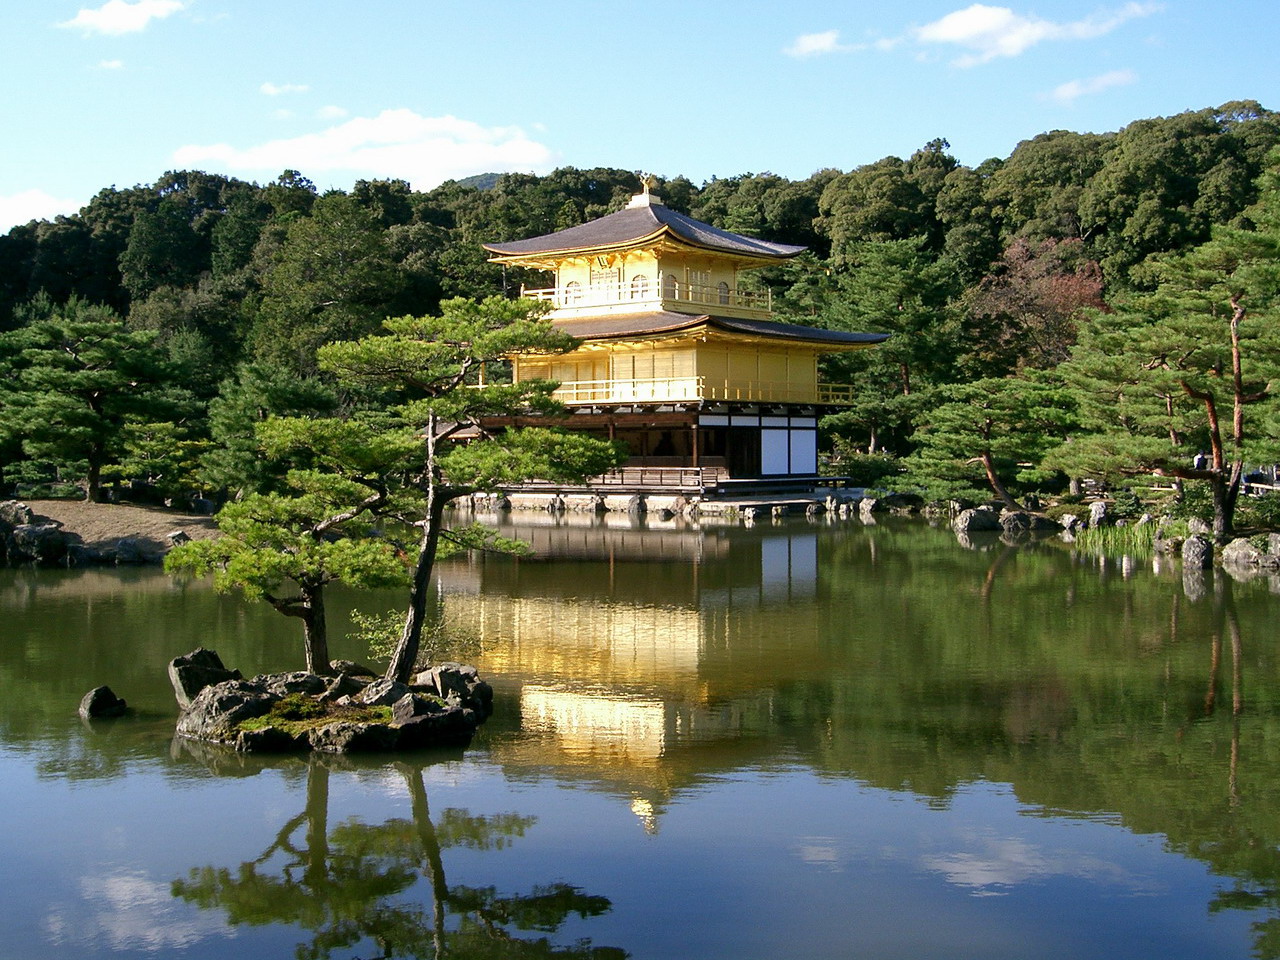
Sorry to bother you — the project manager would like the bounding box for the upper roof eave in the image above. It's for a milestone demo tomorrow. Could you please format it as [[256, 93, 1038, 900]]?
[[481, 202, 806, 264]]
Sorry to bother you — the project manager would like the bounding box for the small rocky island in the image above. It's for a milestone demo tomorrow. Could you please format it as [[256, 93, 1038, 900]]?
[[168, 649, 493, 753]]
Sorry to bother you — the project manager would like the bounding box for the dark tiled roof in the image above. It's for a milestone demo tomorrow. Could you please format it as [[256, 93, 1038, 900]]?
[[551, 311, 888, 348], [483, 203, 806, 260]]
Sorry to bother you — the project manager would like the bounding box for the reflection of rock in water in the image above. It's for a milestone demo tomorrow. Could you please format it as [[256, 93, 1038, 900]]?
[[1183, 567, 1211, 602], [954, 530, 1001, 551]]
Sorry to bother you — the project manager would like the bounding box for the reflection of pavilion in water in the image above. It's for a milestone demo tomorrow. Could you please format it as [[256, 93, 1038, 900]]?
[[436, 516, 823, 831]]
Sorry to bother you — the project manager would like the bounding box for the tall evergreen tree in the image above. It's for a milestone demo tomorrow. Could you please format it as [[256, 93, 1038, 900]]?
[[1051, 157, 1280, 539], [0, 297, 191, 502]]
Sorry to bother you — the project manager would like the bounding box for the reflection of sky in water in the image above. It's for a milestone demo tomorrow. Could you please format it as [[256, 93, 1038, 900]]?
[[3, 523, 1277, 960], [791, 783, 1165, 898], [44, 870, 235, 952], [0, 720, 1259, 960]]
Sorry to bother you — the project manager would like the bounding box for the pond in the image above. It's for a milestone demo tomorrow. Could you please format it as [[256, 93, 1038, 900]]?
[[2, 514, 1279, 959]]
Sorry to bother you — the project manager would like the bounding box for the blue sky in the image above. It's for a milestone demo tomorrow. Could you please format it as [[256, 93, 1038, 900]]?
[[2, 0, 1277, 232]]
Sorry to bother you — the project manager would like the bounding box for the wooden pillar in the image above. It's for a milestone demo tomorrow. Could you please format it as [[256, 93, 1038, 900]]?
[[691, 423, 700, 467]]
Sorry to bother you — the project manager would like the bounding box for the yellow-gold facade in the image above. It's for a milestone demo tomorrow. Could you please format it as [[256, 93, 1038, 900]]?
[[481, 178, 886, 480]]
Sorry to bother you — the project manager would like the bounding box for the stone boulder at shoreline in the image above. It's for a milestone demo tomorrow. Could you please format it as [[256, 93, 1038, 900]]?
[[952, 506, 1001, 536], [169, 649, 493, 754], [169, 648, 244, 710], [1182, 535, 1214, 569]]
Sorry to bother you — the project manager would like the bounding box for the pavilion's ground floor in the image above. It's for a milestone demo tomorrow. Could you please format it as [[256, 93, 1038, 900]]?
[[481, 403, 836, 494]]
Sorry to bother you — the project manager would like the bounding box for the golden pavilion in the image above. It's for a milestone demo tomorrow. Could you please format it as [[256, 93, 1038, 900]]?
[[482, 177, 887, 490]]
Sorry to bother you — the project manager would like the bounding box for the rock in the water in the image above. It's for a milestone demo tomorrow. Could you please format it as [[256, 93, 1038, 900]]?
[[321, 673, 369, 702], [1000, 511, 1032, 534], [263, 672, 329, 698], [414, 663, 494, 717], [173, 655, 493, 754], [396, 707, 477, 749], [391, 693, 440, 726], [9, 523, 69, 564], [169, 648, 243, 711], [356, 678, 413, 707], [175, 678, 275, 742], [79, 685, 128, 719], [114, 536, 158, 564], [0, 501, 34, 526], [952, 507, 1000, 535], [1182, 535, 1214, 569], [330, 659, 377, 678], [308, 721, 399, 754], [1222, 538, 1265, 567]]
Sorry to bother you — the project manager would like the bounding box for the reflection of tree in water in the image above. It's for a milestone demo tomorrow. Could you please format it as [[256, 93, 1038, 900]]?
[[1196, 576, 1280, 959], [172, 760, 626, 959]]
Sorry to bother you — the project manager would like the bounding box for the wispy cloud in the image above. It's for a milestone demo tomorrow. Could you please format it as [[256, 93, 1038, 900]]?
[[784, 30, 859, 58], [58, 0, 184, 36], [260, 82, 310, 97], [173, 108, 556, 190], [914, 2, 1160, 67], [1048, 68, 1137, 104], [98, 59, 125, 70], [0, 189, 83, 232], [317, 105, 349, 120]]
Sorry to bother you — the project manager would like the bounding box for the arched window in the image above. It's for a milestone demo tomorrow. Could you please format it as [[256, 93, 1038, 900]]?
[[661, 273, 678, 300], [631, 275, 650, 300], [717, 281, 730, 305], [564, 280, 583, 304]]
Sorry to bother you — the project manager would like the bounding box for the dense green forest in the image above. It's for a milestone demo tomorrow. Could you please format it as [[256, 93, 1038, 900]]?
[[2, 100, 1279, 538]]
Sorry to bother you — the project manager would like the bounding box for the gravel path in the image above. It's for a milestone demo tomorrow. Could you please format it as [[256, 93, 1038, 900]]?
[[22, 499, 219, 552]]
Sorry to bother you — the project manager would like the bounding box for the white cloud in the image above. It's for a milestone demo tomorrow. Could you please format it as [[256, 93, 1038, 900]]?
[[317, 105, 349, 120], [0, 189, 82, 232], [58, 0, 184, 36], [914, 2, 1159, 66], [784, 30, 858, 58], [173, 108, 556, 190], [261, 82, 310, 97], [1048, 68, 1137, 104], [98, 59, 125, 69]]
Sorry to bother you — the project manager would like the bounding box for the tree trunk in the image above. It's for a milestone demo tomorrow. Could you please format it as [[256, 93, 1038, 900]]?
[[980, 451, 1023, 510], [1210, 469, 1241, 544], [301, 583, 332, 676], [85, 460, 102, 503], [386, 486, 448, 684]]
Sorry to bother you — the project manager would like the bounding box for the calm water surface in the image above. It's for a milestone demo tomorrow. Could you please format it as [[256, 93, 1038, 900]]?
[[3, 515, 1279, 959]]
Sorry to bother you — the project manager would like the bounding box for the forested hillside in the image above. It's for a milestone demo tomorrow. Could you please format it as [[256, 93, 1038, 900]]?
[[2, 100, 1279, 537]]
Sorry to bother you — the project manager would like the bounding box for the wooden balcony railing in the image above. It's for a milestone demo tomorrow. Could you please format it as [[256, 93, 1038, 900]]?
[[521, 280, 771, 316], [538, 376, 855, 406]]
